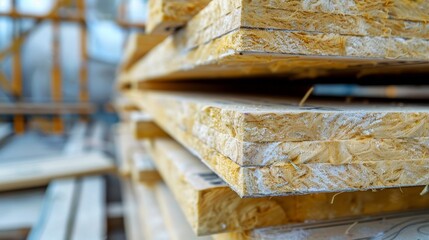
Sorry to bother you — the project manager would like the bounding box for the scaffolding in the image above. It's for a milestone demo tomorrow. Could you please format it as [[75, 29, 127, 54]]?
[[0, 0, 145, 134]]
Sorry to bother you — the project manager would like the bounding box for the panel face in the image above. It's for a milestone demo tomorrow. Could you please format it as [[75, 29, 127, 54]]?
[[146, 0, 211, 34], [134, 91, 429, 197], [144, 136, 429, 235], [122, 0, 429, 83]]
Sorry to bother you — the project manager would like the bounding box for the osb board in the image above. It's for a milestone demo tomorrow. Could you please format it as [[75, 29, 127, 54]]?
[[146, 0, 429, 34], [134, 183, 170, 240], [113, 97, 140, 121], [120, 33, 165, 72], [146, 137, 429, 235], [114, 123, 134, 177], [130, 143, 161, 183], [246, 0, 429, 22], [148, 0, 429, 32], [213, 210, 429, 240], [146, 0, 211, 34], [134, 92, 429, 197], [138, 91, 429, 165], [155, 183, 211, 240], [124, 0, 429, 82], [121, 180, 144, 240], [130, 118, 170, 140]]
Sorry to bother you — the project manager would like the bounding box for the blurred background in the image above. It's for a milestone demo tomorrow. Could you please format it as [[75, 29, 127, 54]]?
[[0, 1, 147, 239], [0, 0, 147, 121]]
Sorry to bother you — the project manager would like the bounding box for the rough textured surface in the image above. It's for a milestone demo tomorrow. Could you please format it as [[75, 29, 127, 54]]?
[[214, 211, 429, 240], [133, 91, 429, 197], [146, 0, 211, 34], [141, 91, 429, 142], [130, 143, 161, 183], [242, 6, 429, 39], [117, 34, 165, 90], [147, 138, 429, 235], [131, 119, 170, 140], [194, 123, 429, 166], [123, 0, 429, 82], [155, 183, 212, 240], [139, 92, 429, 166], [145, 138, 285, 235], [120, 33, 165, 72], [134, 183, 170, 240], [145, 0, 429, 35], [248, 0, 429, 21]]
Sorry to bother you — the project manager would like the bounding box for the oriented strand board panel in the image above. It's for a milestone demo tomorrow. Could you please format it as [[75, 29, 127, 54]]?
[[145, 138, 429, 235], [115, 123, 134, 177], [121, 180, 144, 240], [214, 210, 429, 240], [156, 183, 211, 240], [130, 144, 161, 183], [256, 0, 429, 21], [146, 0, 211, 34], [120, 33, 165, 72], [136, 91, 429, 197], [129, 113, 169, 139], [134, 183, 170, 240], [125, 0, 429, 82], [119, 34, 165, 89], [145, 0, 429, 34], [114, 97, 141, 121], [140, 91, 429, 165]]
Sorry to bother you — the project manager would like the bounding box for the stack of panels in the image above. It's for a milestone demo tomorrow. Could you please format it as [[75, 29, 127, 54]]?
[[116, 110, 429, 237], [125, 0, 429, 82], [146, 0, 211, 33], [117, 93, 429, 238], [131, 91, 429, 197], [117, 33, 165, 90], [114, 102, 208, 239], [144, 137, 429, 236], [116, 1, 429, 238], [213, 210, 429, 239]]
